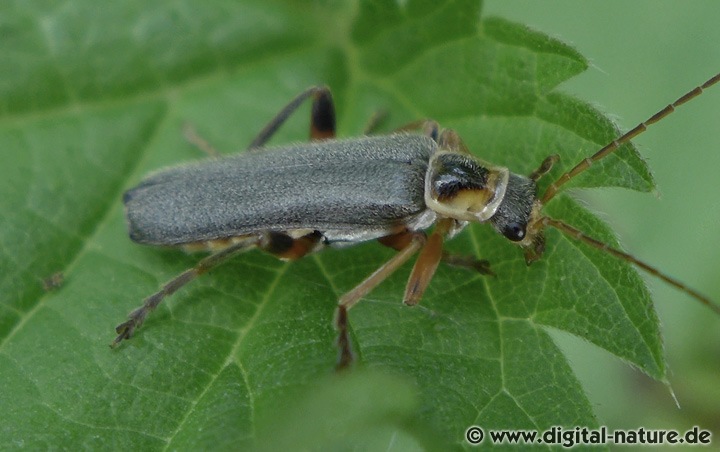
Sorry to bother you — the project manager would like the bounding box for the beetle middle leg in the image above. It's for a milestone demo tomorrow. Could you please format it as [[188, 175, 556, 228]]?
[[337, 219, 474, 369], [335, 231, 427, 370], [184, 85, 336, 158], [248, 85, 336, 149]]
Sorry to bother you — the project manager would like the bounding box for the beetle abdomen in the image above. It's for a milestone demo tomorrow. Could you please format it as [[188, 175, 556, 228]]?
[[124, 134, 435, 246]]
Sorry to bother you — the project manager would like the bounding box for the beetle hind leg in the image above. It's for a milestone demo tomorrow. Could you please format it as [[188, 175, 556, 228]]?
[[112, 237, 259, 347], [261, 230, 324, 260], [183, 122, 222, 158], [113, 231, 325, 347]]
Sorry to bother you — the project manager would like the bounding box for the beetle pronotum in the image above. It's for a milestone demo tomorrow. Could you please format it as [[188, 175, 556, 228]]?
[[114, 75, 720, 369]]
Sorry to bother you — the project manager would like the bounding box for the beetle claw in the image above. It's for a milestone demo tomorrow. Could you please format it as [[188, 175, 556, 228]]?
[[111, 321, 135, 347], [111, 309, 146, 347]]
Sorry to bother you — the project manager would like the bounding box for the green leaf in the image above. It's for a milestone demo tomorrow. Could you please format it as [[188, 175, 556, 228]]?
[[1, 0, 694, 449]]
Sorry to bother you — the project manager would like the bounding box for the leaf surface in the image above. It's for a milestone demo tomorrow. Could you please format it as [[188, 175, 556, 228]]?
[[0, 0, 665, 449]]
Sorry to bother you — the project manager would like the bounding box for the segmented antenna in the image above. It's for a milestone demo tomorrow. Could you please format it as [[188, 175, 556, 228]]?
[[542, 218, 720, 315], [542, 72, 720, 204], [536, 73, 720, 315]]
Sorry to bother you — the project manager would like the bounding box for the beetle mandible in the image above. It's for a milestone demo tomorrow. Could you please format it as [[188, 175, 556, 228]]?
[[113, 78, 720, 369]]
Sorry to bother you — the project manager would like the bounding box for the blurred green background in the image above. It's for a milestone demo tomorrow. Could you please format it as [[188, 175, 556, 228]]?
[[486, 0, 720, 434]]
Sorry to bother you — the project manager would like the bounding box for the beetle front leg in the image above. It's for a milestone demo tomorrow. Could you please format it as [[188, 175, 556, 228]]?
[[403, 219, 454, 306], [529, 154, 560, 182], [335, 232, 426, 370], [391, 119, 440, 142], [441, 252, 494, 276], [362, 109, 388, 135]]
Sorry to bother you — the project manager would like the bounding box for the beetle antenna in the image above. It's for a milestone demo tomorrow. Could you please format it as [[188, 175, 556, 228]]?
[[542, 217, 720, 315], [542, 72, 720, 204]]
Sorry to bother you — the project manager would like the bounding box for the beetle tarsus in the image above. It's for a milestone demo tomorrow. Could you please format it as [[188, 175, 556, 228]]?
[[112, 321, 135, 347], [334, 305, 354, 371], [529, 154, 560, 182], [111, 307, 147, 347], [441, 252, 495, 276]]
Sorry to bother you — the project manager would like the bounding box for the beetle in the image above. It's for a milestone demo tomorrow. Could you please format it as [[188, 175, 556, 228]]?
[[113, 79, 720, 369]]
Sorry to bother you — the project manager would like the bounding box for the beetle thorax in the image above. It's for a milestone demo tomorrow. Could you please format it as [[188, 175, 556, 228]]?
[[424, 151, 509, 223], [425, 150, 542, 251]]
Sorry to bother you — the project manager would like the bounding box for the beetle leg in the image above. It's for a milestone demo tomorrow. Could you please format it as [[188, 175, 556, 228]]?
[[403, 219, 455, 306], [183, 87, 337, 155], [441, 252, 494, 276], [112, 237, 259, 347], [248, 86, 336, 149], [309, 88, 336, 141], [261, 231, 323, 260], [391, 119, 440, 142], [391, 121, 474, 156], [380, 230, 494, 276], [335, 232, 426, 370], [362, 109, 389, 135], [377, 229, 414, 251], [529, 154, 560, 182], [436, 129, 471, 154], [182, 122, 222, 158]]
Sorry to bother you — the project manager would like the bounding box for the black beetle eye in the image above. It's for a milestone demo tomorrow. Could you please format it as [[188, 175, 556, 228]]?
[[503, 222, 526, 242]]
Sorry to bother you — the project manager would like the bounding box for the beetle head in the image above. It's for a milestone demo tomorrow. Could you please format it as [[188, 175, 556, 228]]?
[[486, 173, 547, 264]]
